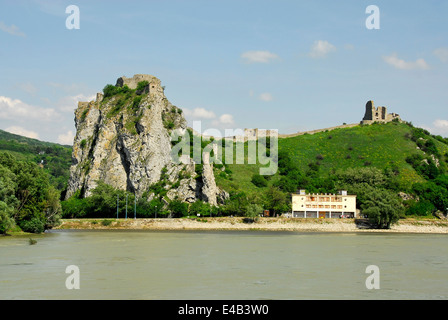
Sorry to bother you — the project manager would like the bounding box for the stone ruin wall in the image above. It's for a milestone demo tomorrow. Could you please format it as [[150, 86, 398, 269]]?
[[361, 100, 401, 125]]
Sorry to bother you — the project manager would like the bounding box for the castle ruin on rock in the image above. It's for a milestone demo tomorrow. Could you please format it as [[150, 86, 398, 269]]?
[[66, 74, 228, 206]]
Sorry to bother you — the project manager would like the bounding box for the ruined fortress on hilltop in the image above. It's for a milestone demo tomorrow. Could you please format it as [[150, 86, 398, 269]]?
[[360, 100, 401, 125], [225, 100, 402, 140]]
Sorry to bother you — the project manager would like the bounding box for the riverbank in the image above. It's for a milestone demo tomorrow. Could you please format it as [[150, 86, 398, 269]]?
[[54, 217, 448, 234]]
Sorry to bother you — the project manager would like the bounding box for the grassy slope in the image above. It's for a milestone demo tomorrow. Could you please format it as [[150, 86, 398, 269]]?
[[2, 121, 447, 198], [215, 122, 448, 195]]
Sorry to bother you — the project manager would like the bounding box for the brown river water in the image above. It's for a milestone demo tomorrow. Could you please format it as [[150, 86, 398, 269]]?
[[0, 230, 447, 299]]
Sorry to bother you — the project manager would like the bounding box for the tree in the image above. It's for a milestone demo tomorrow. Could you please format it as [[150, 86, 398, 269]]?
[[244, 203, 263, 222], [406, 200, 435, 217], [263, 186, 290, 216], [336, 167, 385, 187], [168, 199, 188, 218], [361, 188, 403, 229], [0, 201, 15, 234], [44, 186, 62, 229], [412, 181, 448, 212], [0, 152, 62, 233], [222, 191, 249, 216]]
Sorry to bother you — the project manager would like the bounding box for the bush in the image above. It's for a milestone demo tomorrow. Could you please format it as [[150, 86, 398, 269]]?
[[103, 84, 119, 98], [81, 109, 89, 121], [244, 203, 263, 222], [189, 200, 218, 217], [101, 219, 113, 226], [19, 218, 45, 234], [251, 174, 267, 187], [132, 96, 142, 110], [164, 120, 175, 130], [136, 81, 149, 93], [169, 200, 188, 218], [406, 200, 435, 217]]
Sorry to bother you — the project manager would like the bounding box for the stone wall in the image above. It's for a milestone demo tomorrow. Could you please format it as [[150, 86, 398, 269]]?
[[277, 123, 359, 139], [115, 74, 162, 96]]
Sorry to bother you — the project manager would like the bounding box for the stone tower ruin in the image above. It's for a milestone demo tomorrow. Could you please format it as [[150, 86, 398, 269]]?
[[361, 100, 401, 125]]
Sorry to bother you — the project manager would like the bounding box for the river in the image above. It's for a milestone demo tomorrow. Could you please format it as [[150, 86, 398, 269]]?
[[0, 230, 447, 299]]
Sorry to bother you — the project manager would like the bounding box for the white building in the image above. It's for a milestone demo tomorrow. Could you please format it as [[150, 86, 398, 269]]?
[[291, 190, 357, 218]]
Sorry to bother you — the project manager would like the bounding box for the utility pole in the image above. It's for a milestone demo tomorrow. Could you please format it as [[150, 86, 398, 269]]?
[[134, 193, 136, 220], [117, 194, 119, 219]]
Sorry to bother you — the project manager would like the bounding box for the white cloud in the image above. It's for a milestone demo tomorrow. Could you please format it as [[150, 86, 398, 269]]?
[[241, 51, 279, 63], [0, 96, 60, 121], [309, 40, 336, 58], [57, 130, 74, 145], [183, 107, 216, 119], [0, 21, 25, 37], [211, 113, 236, 130], [5, 126, 39, 139], [383, 53, 429, 70], [259, 93, 273, 102], [58, 93, 96, 112], [432, 119, 448, 136], [434, 119, 448, 129], [434, 48, 448, 63], [422, 119, 448, 137], [218, 114, 234, 125]]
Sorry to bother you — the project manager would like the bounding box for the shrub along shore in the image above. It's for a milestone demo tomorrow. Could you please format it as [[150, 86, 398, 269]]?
[[54, 217, 448, 234]]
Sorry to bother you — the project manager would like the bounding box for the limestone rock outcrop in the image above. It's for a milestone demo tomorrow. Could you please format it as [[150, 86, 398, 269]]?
[[66, 74, 228, 205]]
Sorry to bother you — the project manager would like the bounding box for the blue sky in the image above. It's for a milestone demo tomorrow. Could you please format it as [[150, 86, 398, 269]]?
[[1, 0, 447, 144]]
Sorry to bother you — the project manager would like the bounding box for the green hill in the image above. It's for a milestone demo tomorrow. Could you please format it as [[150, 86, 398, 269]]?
[[215, 121, 448, 219], [0, 129, 72, 191], [2, 119, 447, 222]]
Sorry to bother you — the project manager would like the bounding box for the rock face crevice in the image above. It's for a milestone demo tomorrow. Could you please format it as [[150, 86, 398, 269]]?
[[66, 74, 228, 205]]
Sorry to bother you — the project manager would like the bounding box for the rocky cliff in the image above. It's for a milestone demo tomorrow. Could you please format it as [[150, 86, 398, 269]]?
[[66, 74, 228, 206]]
